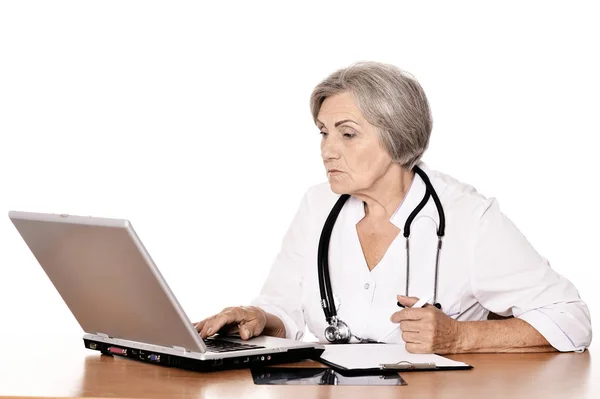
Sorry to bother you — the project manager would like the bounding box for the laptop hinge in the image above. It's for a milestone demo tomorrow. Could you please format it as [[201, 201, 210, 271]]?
[[172, 346, 187, 354], [96, 333, 110, 338]]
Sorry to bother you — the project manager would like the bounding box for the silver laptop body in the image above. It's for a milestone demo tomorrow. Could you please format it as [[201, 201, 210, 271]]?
[[8, 211, 324, 371]]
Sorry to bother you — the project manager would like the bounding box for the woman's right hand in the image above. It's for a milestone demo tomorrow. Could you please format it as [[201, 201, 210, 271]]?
[[194, 306, 269, 340]]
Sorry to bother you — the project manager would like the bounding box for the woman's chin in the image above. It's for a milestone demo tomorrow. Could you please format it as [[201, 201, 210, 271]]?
[[327, 180, 349, 195]]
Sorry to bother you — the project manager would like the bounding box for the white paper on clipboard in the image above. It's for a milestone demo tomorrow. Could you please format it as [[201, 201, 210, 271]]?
[[320, 344, 470, 370]]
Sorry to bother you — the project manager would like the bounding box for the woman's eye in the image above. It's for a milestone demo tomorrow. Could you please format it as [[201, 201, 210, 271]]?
[[319, 131, 328, 137], [343, 132, 355, 139]]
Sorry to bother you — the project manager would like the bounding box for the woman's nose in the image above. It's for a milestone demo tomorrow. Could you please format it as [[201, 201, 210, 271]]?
[[321, 136, 340, 160]]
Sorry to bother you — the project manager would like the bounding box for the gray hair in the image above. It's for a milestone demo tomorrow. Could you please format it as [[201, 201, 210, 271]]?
[[310, 61, 432, 170]]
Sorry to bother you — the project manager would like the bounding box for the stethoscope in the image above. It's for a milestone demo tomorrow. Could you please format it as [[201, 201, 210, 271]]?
[[317, 165, 446, 343]]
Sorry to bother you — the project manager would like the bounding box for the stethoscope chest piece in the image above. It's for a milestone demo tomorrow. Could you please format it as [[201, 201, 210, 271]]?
[[324, 316, 351, 343]]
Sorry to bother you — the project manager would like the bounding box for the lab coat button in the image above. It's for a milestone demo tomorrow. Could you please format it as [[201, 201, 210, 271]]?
[[364, 283, 370, 290]]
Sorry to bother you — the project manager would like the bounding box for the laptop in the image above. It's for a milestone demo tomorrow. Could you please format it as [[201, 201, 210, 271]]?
[[8, 211, 325, 372]]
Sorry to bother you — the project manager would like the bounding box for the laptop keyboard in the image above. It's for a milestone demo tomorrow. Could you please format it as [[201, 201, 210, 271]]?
[[204, 338, 265, 353]]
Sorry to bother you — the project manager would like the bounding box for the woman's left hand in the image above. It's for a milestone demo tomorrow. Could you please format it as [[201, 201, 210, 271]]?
[[391, 295, 463, 354]]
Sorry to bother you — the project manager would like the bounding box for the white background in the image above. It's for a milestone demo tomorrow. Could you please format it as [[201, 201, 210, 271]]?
[[0, 1, 598, 349]]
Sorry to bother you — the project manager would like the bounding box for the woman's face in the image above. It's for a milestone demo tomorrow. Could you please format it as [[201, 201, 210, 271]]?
[[317, 91, 393, 195]]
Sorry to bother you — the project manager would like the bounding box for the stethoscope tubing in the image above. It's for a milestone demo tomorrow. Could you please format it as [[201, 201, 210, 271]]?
[[318, 165, 446, 335]]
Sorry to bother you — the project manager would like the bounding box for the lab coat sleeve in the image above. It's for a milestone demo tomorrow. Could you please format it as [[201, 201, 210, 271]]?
[[249, 191, 311, 341], [470, 198, 592, 352]]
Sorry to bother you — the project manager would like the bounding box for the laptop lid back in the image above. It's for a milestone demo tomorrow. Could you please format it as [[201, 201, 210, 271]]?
[[9, 211, 204, 352]]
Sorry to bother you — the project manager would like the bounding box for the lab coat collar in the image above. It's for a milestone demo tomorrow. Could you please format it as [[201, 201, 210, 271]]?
[[348, 161, 445, 231]]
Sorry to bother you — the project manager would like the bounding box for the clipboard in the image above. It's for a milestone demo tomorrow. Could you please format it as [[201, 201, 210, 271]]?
[[315, 344, 473, 376], [379, 360, 472, 371], [317, 357, 472, 376]]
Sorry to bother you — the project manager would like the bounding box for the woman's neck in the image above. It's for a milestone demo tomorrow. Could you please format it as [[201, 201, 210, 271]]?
[[355, 163, 414, 221]]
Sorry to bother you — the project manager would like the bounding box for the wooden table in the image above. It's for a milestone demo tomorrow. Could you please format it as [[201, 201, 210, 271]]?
[[1, 332, 597, 399]]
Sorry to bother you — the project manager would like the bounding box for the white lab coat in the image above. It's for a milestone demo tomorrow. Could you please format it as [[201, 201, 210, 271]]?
[[250, 162, 592, 352]]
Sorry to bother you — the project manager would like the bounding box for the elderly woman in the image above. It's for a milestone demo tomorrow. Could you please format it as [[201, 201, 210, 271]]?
[[195, 61, 592, 354]]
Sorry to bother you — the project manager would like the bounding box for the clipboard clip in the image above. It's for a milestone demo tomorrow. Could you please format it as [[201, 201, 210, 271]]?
[[379, 361, 437, 370]]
